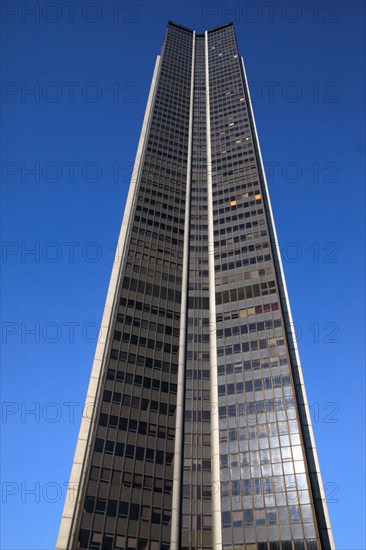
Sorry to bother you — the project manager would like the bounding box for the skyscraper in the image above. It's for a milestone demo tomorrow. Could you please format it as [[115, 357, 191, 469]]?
[[57, 21, 334, 550]]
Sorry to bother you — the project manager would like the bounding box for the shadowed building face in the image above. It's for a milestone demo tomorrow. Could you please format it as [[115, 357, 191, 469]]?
[[56, 21, 334, 550]]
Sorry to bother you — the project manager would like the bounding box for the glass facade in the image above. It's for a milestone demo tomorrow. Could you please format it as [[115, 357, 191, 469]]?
[[207, 25, 320, 550], [57, 22, 334, 550]]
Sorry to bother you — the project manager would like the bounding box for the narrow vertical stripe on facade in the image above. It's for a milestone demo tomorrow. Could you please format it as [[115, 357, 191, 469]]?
[[205, 29, 223, 550], [170, 30, 196, 550]]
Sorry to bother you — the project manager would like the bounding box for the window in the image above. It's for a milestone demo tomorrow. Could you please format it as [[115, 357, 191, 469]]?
[[222, 511, 231, 527], [95, 498, 106, 514], [106, 500, 117, 517], [152, 508, 161, 523], [118, 502, 128, 517], [129, 503, 140, 521], [84, 496, 94, 513]]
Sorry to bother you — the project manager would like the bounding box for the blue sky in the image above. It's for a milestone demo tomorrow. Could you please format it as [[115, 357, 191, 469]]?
[[1, 1, 365, 548]]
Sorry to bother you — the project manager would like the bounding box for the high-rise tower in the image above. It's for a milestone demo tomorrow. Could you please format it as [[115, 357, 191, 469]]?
[[57, 21, 334, 550]]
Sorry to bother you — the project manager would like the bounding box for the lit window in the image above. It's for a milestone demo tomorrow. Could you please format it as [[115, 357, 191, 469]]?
[[255, 193, 261, 200], [230, 200, 237, 206]]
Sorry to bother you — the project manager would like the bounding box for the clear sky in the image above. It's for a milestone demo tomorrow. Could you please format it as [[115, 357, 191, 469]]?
[[1, 1, 365, 548]]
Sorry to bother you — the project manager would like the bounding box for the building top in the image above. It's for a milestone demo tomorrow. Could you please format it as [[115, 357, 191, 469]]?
[[167, 20, 234, 35]]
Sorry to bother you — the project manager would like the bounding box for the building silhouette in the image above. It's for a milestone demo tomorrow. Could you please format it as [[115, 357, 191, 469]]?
[[57, 21, 334, 550]]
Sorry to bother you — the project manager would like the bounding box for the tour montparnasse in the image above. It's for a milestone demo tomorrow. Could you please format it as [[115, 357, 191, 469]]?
[[57, 21, 334, 550]]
